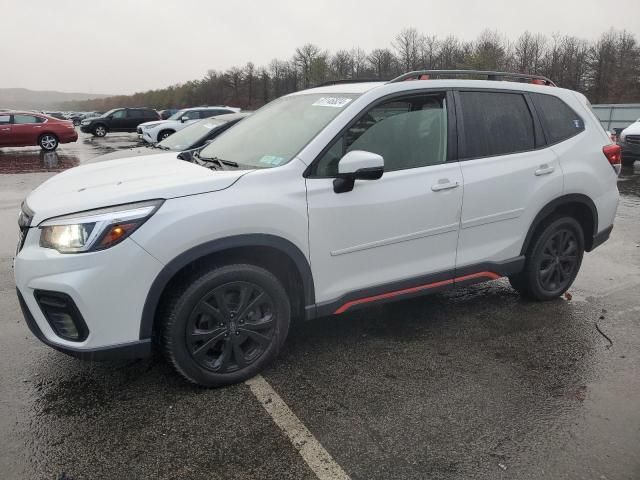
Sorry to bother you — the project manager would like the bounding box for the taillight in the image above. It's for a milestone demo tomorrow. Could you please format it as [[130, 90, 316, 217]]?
[[603, 144, 622, 175]]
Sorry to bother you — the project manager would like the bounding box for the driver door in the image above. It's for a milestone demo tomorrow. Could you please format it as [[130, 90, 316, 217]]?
[[305, 92, 463, 312], [109, 109, 128, 131]]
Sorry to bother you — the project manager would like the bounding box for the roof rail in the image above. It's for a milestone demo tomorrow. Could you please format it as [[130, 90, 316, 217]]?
[[388, 70, 556, 87], [315, 79, 386, 88]]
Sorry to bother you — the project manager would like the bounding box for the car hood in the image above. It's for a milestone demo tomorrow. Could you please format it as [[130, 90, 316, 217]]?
[[622, 122, 640, 136], [26, 153, 252, 224], [139, 120, 166, 129], [86, 147, 173, 163]]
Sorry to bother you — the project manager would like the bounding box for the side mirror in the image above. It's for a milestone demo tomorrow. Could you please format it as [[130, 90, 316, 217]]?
[[180, 116, 189, 123], [333, 150, 384, 193]]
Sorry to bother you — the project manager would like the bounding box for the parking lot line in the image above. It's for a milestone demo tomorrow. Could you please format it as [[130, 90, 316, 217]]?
[[246, 375, 351, 480]]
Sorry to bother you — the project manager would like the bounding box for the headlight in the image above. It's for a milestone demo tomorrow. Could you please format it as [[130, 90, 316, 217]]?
[[39, 200, 163, 253], [620, 133, 626, 142], [81, 120, 90, 125]]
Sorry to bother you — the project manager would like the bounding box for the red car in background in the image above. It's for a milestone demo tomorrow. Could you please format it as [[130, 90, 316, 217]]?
[[0, 111, 78, 151]]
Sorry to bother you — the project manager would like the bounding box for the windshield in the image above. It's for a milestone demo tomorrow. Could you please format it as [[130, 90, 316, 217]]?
[[198, 93, 358, 168], [168, 109, 188, 121], [159, 117, 228, 151]]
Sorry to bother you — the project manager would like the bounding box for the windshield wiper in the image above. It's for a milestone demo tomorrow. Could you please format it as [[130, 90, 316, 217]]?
[[197, 156, 239, 170]]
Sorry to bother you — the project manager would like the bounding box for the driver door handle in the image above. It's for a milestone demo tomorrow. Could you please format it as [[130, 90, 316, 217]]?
[[535, 164, 555, 176], [431, 180, 460, 192]]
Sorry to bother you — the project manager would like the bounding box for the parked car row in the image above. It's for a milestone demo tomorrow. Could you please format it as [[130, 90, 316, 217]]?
[[89, 112, 250, 163], [137, 106, 240, 143]]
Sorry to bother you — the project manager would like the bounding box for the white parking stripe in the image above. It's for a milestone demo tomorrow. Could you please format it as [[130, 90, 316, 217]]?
[[246, 374, 351, 480]]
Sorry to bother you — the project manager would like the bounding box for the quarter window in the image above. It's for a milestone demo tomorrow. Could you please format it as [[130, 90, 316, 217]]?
[[314, 94, 448, 176], [13, 114, 40, 124], [458, 91, 535, 159], [531, 93, 584, 144]]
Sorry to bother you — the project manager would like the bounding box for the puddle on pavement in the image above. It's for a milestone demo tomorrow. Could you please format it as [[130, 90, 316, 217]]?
[[0, 132, 143, 174]]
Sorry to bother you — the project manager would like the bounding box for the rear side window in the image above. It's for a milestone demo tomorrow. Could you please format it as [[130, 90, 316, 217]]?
[[531, 93, 584, 144], [13, 114, 40, 124], [458, 91, 535, 159]]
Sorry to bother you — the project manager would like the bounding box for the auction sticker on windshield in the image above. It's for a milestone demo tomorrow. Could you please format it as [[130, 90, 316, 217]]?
[[312, 97, 352, 108]]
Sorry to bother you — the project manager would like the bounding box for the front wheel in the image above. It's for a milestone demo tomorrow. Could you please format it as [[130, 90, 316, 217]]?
[[39, 134, 58, 151], [509, 216, 584, 301], [93, 125, 107, 137], [161, 264, 290, 387], [158, 130, 174, 141]]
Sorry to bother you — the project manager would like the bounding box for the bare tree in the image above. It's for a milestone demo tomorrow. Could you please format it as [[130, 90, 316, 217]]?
[[393, 28, 422, 71], [368, 48, 397, 79]]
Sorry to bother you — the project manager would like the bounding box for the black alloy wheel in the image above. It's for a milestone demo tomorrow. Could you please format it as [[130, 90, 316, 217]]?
[[161, 264, 290, 387], [536, 228, 579, 293], [186, 281, 276, 373], [509, 215, 584, 301]]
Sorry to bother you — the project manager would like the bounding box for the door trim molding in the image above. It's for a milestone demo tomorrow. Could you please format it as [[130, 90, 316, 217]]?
[[330, 222, 459, 256]]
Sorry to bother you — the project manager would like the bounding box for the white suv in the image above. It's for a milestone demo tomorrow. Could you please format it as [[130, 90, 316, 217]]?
[[137, 106, 240, 143], [14, 71, 620, 387]]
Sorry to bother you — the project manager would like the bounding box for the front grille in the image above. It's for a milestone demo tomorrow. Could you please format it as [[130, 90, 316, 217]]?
[[34, 290, 89, 342], [626, 135, 640, 145]]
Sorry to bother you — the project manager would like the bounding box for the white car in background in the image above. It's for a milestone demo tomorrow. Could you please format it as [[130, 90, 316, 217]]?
[[137, 106, 240, 143]]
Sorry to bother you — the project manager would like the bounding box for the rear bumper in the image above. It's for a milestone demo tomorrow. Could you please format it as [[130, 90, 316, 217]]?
[[17, 288, 152, 360], [60, 131, 78, 143], [590, 225, 613, 251]]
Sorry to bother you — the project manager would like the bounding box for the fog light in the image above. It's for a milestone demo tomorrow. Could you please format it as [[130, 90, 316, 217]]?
[[34, 290, 88, 342]]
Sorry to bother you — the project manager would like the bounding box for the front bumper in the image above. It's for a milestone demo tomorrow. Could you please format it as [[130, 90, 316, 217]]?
[[141, 130, 156, 144], [17, 289, 152, 360], [80, 125, 93, 133], [619, 140, 640, 156], [14, 227, 164, 358]]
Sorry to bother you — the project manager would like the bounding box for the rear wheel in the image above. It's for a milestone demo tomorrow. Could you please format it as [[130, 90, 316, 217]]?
[[509, 216, 584, 301], [39, 134, 58, 151], [93, 124, 107, 137], [161, 264, 290, 387]]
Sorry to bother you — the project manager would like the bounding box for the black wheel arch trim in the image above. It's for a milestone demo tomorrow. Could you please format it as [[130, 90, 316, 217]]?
[[139, 234, 315, 340], [520, 194, 599, 255]]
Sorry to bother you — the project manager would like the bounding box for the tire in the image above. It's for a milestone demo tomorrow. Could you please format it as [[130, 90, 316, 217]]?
[[73, 119, 80, 126], [509, 215, 584, 301], [93, 124, 107, 137], [161, 264, 290, 387], [158, 130, 174, 142], [39, 133, 58, 151]]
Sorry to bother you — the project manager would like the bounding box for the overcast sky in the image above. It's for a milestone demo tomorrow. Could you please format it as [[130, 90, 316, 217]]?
[[1, 0, 638, 95]]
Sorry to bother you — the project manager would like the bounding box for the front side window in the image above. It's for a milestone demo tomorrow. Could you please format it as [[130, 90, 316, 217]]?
[[0, 115, 11, 124], [111, 109, 127, 119], [531, 93, 584, 144], [199, 93, 359, 168], [313, 94, 448, 176], [458, 91, 535, 159], [13, 114, 40, 124]]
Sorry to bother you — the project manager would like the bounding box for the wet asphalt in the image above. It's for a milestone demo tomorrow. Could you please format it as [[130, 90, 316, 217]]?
[[0, 133, 639, 480]]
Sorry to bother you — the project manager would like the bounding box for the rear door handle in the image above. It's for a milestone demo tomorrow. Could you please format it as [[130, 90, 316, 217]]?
[[431, 180, 460, 192], [535, 165, 555, 176]]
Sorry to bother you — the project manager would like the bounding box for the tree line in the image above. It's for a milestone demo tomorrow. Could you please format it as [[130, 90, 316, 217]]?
[[61, 28, 640, 111]]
